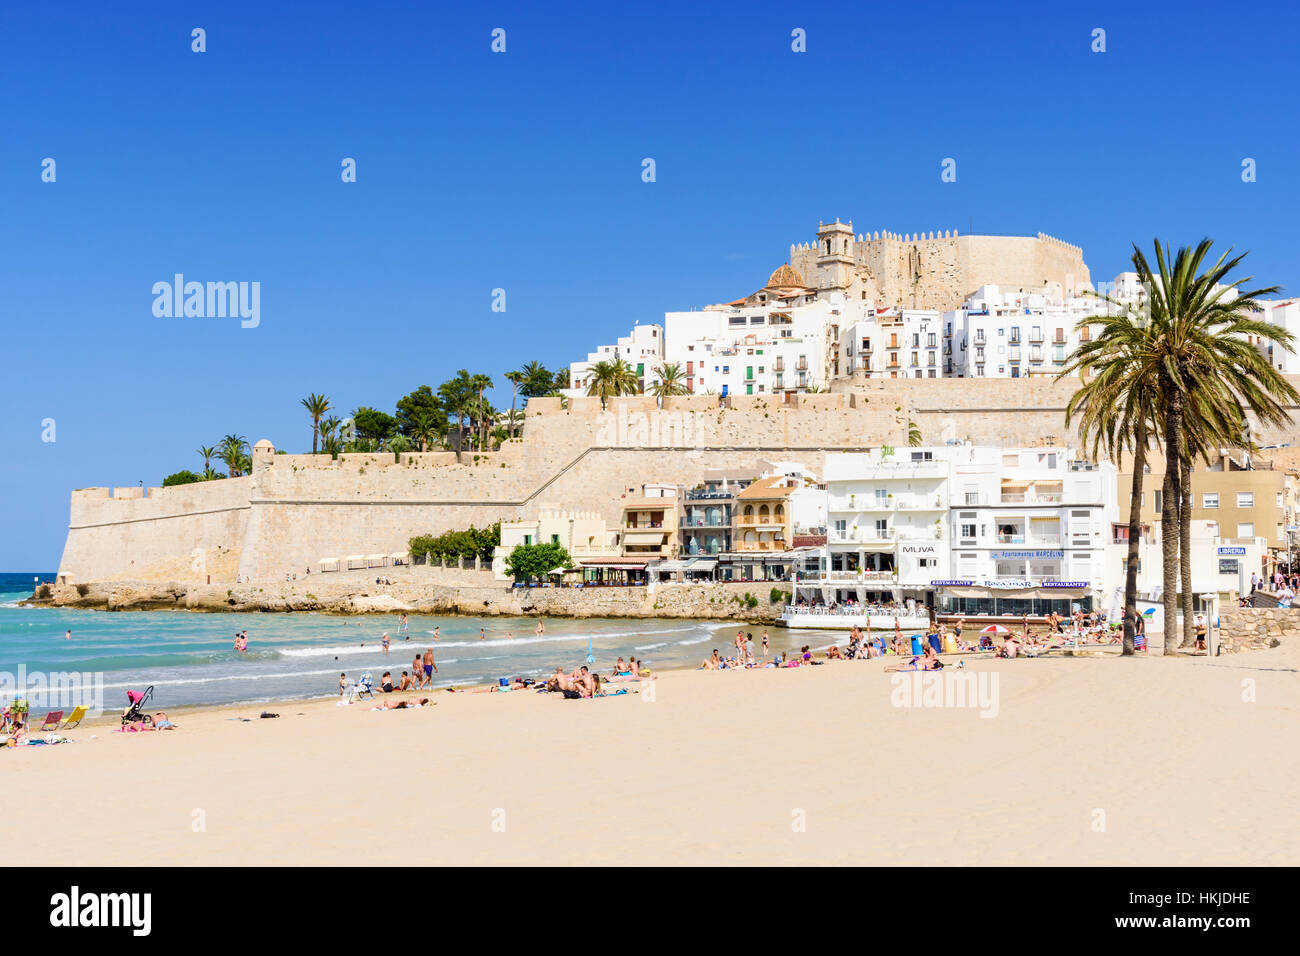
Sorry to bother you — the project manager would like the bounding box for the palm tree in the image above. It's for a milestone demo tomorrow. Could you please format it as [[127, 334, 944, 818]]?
[[907, 420, 922, 447], [320, 415, 341, 444], [1062, 302, 1160, 656], [470, 373, 493, 449], [409, 408, 439, 452], [650, 362, 690, 402], [196, 445, 217, 473], [505, 370, 525, 435], [300, 393, 331, 454], [439, 370, 475, 461], [216, 434, 249, 478], [1132, 239, 1296, 649]]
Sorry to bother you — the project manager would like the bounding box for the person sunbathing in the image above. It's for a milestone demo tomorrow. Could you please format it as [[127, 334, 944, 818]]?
[[884, 655, 943, 671], [373, 697, 431, 709], [153, 712, 177, 729], [700, 650, 721, 670]]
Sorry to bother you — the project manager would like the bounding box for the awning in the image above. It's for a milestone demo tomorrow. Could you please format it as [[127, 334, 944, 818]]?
[[582, 562, 647, 570], [653, 560, 690, 571], [623, 531, 667, 545], [687, 558, 719, 571], [941, 585, 1090, 600]]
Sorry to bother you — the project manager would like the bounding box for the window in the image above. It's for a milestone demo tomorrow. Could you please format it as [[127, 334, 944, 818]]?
[[551, 534, 560, 544], [960, 523, 977, 541], [1237, 523, 1254, 538], [729, 316, 746, 326], [1155, 490, 1163, 512], [927, 333, 936, 347], [1202, 493, 1219, 509], [1237, 492, 1254, 508]]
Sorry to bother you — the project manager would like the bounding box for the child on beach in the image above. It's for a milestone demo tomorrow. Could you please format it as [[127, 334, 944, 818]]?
[[381, 632, 390, 655], [339, 673, 347, 696]]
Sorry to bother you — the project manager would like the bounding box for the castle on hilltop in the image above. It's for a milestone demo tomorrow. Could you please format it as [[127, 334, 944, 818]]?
[[787, 219, 1090, 312]]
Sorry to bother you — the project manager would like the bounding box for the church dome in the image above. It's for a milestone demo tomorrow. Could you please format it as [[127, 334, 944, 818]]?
[[766, 263, 805, 288]]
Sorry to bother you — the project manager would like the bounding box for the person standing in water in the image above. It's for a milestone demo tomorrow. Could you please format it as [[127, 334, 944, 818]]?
[[64, 629, 71, 641], [381, 632, 390, 655], [480, 627, 486, 640], [536, 619, 545, 635], [761, 630, 769, 657], [399, 613, 409, 638], [433, 625, 440, 641]]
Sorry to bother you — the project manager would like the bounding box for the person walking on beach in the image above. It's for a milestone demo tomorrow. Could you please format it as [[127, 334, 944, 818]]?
[[423, 647, 437, 682], [1194, 611, 1208, 654], [414, 654, 425, 688]]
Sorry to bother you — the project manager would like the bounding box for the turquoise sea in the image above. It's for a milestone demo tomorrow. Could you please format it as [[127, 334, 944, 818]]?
[[0, 573, 823, 713]]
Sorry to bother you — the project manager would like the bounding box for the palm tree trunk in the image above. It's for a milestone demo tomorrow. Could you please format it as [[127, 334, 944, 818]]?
[[1123, 424, 1146, 656], [312, 418, 319, 455], [1179, 448, 1195, 648], [509, 384, 519, 437], [1160, 393, 1183, 654]]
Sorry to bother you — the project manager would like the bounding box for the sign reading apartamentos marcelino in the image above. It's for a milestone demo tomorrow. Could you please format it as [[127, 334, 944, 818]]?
[[989, 549, 1065, 559]]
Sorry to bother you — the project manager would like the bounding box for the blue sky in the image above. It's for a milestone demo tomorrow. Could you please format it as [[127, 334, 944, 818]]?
[[3, 0, 1298, 570]]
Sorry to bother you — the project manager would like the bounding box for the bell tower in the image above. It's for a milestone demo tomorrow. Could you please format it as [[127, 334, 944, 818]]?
[[815, 219, 856, 291]]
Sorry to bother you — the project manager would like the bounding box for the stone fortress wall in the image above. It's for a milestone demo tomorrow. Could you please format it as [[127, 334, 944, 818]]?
[[789, 229, 1090, 310], [55, 380, 1300, 586]]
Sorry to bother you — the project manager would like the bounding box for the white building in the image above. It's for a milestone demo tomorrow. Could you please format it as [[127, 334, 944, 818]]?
[[940, 446, 1119, 616], [1256, 298, 1300, 374], [819, 447, 954, 605], [1104, 521, 1268, 626], [663, 292, 844, 396], [565, 323, 664, 398], [841, 308, 946, 379]]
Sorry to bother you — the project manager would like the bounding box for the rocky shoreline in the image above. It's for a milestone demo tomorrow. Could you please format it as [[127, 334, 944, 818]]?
[[23, 578, 788, 623]]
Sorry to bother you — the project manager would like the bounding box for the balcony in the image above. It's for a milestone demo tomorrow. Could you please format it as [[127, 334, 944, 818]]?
[[681, 515, 730, 528], [997, 533, 1026, 544], [999, 493, 1063, 505], [736, 515, 785, 528], [821, 569, 895, 583]]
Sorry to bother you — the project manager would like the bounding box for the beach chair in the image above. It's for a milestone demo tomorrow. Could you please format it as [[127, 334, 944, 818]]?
[[61, 705, 88, 729], [39, 710, 64, 732], [350, 673, 374, 701]]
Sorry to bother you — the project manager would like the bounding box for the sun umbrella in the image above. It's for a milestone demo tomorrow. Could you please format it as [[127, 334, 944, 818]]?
[[981, 624, 1010, 634]]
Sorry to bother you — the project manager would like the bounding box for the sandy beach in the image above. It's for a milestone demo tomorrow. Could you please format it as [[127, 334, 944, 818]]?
[[8, 642, 1298, 866]]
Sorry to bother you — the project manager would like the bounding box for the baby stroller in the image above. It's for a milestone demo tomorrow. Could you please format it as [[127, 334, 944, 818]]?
[[122, 686, 154, 726]]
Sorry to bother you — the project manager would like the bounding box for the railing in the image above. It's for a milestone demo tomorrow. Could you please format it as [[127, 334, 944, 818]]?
[[681, 516, 729, 527], [997, 533, 1025, 544], [999, 493, 1063, 505], [1032, 534, 1062, 545], [737, 515, 785, 527], [822, 569, 896, 582]]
